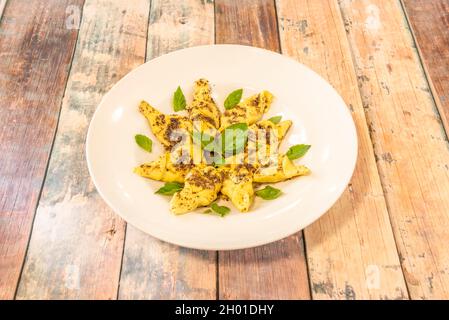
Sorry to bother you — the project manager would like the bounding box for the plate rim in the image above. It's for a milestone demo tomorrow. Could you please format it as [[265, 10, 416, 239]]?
[[85, 44, 358, 250]]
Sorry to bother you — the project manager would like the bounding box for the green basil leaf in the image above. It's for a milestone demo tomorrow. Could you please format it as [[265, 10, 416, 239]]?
[[210, 203, 231, 217], [222, 123, 248, 155], [255, 185, 282, 200], [225, 122, 248, 131], [202, 134, 215, 149], [201, 123, 249, 158], [193, 130, 215, 150], [268, 115, 282, 124], [286, 144, 311, 160], [173, 86, 186, 111], [135, 134, 152, 152], [203, 209, 212, 214], [224, 89, 243, 110], [155, 182, 184, 195]]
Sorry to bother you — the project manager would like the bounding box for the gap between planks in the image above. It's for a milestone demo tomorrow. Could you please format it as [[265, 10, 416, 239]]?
[[13, 0, 88, 300], [118, 0, 217, 300], [16, 0, 148, 299], [0, 0, 84, 300], [400, 0, 449, 135], [276, 0, 408, 299], [339, 0, 449, 299], [215, 0, 311, 300]]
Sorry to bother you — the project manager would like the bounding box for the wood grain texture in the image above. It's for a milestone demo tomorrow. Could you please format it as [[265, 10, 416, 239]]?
[[276, 0, 408, 299], [0, 0, 83, 300], [402, 0, 449, 133], [215, 0, 280, 49], [118, 0, 217, 300], [215, 0, 310, 300], [340, 0, 449, 299], [16, 0, 150, 299]]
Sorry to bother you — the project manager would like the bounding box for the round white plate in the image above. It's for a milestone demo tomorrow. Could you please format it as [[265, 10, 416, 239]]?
[[86, 44, 357, 250]]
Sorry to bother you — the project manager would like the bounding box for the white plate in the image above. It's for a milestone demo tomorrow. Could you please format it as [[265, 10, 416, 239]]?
[[86, 45, 357, 250]]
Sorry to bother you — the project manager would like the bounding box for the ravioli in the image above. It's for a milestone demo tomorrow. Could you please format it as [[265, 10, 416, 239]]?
[[253, 154, 310, 183], [134, 152, 192, 183], [139, 100, 192, 150], [247, 119, 292, 165], [220, 165, 255, 212], [187, 79, 221, 130], [170, 166, 223, 214], [220, 91, 273, 130]]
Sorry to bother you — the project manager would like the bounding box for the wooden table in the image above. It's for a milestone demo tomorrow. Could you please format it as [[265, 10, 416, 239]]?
[[1, 0, 448, 300]]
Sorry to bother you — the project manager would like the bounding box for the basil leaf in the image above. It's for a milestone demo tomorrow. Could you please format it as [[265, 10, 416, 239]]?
[[224, 89, 243, 110], [202, 134, 215, 149], [135, 134, 152, 152], [204, 123, 248, 158], [193, 130, 215, 150], [155, 182, 184, 195], [203, 209, 212, 214], [268, 115, 282, 124], [222, 123, 248, 155], [286, 144, 311, 160], [210, 203, 231, 217], [255, 185, 282, 200], [225, 122, 248, 131], [173, 86, 186, 111]]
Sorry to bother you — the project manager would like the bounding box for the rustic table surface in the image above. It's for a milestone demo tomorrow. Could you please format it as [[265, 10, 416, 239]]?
[[1, 0, 449, 300]]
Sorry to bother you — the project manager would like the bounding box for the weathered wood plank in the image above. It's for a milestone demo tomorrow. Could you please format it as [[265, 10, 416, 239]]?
[[118, 0, 217, 300], [215, 0, 280, 49], [0, 0, 83, 300], [402, 0, 449, 133], [16, 0, 150, 299], [340, 0, 449, 299], [276, 0, 408, 299], [215, 0, 311, 300]]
